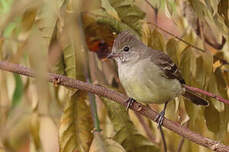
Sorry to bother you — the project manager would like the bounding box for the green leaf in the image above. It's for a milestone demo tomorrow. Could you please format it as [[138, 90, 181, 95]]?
[[101, 97, 159, 152], [101, 97, 133, 132], [56, 0, 86, 81], [108, 0, 145, 33], [0, 0, 13, 14], [59, 90, 93, 152], [165, 0, 176, 17], [91, 9, 137, 34], [101, 0, 120, 20], [89, 133, 126, 152], [11, 74, 23, 108], [62, 45, 77, 79]]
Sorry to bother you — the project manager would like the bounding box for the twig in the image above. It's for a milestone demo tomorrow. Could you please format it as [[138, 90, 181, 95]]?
[[88, 92, 101, 132], [86, 55, 101, 132], [159, 125, 167, 152], [177, 122, 188, 152], [177, 137, 185, 152], [135, 112, 158, 144], [0, 61, 229, 152], [183, 85, 229, 105]]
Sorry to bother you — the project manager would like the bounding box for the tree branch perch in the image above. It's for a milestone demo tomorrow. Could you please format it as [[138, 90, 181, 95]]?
[[0, 61, 229, 152]]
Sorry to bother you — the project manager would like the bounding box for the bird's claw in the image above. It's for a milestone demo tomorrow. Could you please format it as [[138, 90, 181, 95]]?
[[126, 98, 136, 111], [155, 110, 165, 128]]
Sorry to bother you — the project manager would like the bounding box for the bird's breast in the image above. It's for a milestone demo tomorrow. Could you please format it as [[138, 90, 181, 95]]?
[[118, 59, 183, 104]]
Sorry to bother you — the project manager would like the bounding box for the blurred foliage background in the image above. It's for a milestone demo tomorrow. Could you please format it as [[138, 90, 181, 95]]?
[[0, 0, 229, 152]]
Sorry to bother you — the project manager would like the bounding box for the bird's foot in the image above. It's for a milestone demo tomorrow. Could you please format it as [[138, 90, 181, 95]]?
[[126, 98, 136, 111], [155, 110, 165, 128]]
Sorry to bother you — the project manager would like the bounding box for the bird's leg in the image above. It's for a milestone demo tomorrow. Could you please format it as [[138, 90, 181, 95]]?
[[155, 101, 169, 128], [125, 98, 136, 111]]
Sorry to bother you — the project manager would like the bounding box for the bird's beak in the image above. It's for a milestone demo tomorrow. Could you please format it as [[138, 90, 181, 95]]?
[[102, 52, 120, 61], [107, 52, 120, 59], [106, 52, 114, 59]]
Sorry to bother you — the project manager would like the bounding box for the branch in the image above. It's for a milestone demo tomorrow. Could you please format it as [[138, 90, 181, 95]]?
[[0, 61, 229, 152], [184, 85, 229, 105]]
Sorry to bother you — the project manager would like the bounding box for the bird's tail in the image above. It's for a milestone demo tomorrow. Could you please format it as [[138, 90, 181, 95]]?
[[183, 89, 209, 106]]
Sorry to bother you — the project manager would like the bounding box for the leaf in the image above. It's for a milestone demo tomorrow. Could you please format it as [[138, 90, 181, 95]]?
[[120, 133, 159, 152], [193, 55, 207, 89], [101, 97, 134, 132], [59, 90, 93, 152], [30, 112, 41, 151], [91, 9, 137, 34], [62, 45, 77, 79], [179, 47, 196, 85], [188, 0, 209, 18], [165, 0, 177, 17], [179, 47, 201, 120], [207, 71, 224, 112], [204, 102, 220, 133], [101, 97, 159, 152], [82, 12, 115, 59], [89, 132, 126, 152], [20, 7, 37, 34], [147, 0, 165, 10], [108, 0, 145, 33], [11, 74, 23, 108], [56, 1, 86, 81], [166, 38, 178, 64], [39, 116, 59, 152], [82, 9, 140, 59], [101, 0, 120, 20], [218, 0, 229, 27], [149, 29, 165, 51]]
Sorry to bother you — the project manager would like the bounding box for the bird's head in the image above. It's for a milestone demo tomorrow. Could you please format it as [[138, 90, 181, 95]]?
[[107, 31, 145, 64]]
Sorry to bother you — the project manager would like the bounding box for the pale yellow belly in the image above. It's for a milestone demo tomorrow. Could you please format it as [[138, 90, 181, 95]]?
[[118, 59, 183, 104]]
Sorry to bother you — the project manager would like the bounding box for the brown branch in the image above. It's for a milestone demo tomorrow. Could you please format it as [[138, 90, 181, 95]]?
[[184, 85, 229, 105], [0, 61, 229, 152]]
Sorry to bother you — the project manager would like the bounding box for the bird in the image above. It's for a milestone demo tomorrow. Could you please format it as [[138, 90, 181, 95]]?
[[107, 31, 208, 126]]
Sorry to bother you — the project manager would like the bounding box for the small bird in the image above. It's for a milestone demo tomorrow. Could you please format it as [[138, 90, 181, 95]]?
[[107, 31, 208, 126]]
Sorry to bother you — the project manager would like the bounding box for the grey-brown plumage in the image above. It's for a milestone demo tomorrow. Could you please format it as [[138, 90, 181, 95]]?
[[109, 31, 208, 106]]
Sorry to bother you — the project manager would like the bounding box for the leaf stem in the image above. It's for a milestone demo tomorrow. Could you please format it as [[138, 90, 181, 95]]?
[[88, 92, 101, 132]]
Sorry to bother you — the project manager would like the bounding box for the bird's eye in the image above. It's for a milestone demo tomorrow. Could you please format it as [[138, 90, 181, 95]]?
[[123, 46, 129, 52]]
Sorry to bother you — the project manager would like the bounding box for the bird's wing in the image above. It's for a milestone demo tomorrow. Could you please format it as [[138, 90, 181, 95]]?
[[150, 49, 185, 84]]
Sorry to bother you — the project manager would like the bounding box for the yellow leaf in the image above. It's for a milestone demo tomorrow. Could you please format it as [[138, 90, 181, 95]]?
[[59, 90, 93, 152], [149, 29, 165, 51], [204, 102, 220, 133], [166, 38, 178, 64], [39, 116, 59, 152], [30, 113, 41, 151], [89, 133, 126, 152]]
